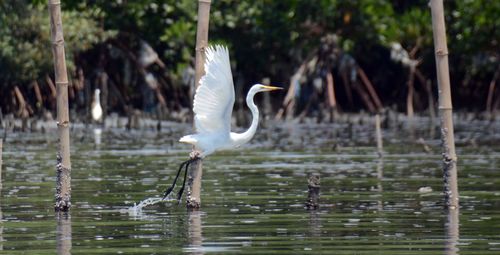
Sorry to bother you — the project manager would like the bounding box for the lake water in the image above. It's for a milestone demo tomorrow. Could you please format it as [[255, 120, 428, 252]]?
[[1, 116, 499, 254]]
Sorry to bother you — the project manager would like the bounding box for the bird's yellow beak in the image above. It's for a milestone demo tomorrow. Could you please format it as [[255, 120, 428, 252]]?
[[261, 85, 283, 91]]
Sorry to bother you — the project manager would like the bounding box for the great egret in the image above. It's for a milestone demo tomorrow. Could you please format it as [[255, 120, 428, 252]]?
[[163, 45, 283, 200], [91, 89, 103, 123]]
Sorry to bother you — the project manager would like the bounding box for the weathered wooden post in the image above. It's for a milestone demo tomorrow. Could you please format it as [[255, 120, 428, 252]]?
[[49, 0, 72, 211], [187, 0, 211, 209], [429, 0, 459, 209]]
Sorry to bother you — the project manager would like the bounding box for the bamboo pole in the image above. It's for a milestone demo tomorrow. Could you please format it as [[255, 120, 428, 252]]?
[[326, 72, 338, 121], [430, 0, 459, 209], [187, 0, 211, 209], [375, 114, 383, 157], [56, 212, 72, 255], [486, 66, 499, 114], [49, 0, 72, 211], [0, 139, 2, 251], [406, 67, 415, 119], [0, 139, 3, 187], [99, 72, 108, 127]]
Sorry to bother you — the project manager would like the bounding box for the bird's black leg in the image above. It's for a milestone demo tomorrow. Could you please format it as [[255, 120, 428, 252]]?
[[176, 158, 194, 203], [162, 159, 190, 200]]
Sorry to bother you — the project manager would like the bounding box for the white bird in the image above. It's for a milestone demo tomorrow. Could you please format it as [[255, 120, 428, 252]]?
[[163, 45, 283, 200], [91, 88, 103, 123]]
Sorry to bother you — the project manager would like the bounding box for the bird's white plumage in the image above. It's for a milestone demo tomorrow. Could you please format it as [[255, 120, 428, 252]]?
[[91, 89, 103, 122], [180, 45, 282, 158], [193, 45, 235, 134]]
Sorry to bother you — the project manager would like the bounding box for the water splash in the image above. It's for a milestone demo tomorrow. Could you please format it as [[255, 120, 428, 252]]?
[[128, 196, 175, 216]]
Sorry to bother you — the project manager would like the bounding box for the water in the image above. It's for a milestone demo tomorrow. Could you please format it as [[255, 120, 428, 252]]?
[[1, 117, 500, 254]]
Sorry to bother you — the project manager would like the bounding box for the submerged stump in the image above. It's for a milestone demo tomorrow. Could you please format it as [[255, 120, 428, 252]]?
[[305, 173, 320, 210]]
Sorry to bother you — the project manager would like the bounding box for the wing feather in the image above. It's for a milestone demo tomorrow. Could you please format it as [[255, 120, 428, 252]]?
[[193, 45, 235, 134]]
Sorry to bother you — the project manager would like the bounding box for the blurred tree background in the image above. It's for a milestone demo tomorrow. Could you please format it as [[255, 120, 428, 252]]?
[[0, 0, 498, 122]]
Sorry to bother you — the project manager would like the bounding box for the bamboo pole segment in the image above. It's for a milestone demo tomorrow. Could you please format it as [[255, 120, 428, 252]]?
[[376, 158, 384, 211], [326, 72, 338, 121], [49, 0, 72, 211], [429, 0, 459, 209], [99, 72, 108, 127], [0, 139, 3, 188], [486, 66, 499, 114], [0, 139, 2, 251], [375, 114, 383, 157], [406, 67, 415, 119], [187, 0, 211, 209], [326, 73, 337, 108]]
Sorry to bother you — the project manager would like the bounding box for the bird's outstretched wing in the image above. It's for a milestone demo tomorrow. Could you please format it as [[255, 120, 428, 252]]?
[[193, 45, 235, 134]]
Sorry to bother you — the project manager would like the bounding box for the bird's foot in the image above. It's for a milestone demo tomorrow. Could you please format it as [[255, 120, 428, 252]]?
[[176, 187, 185, 204], [162, 186, 174, 200]]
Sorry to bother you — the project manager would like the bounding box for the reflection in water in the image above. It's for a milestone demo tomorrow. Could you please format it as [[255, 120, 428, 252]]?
[[308, 210, 322, 238], [430, 121, 437, 139], [2, 121, 499, 253], [186, 210, 204, 255], [56, 211, 72, 255], [0, 139, 3, 251], [376, 158, 384, 211], [445, 208, 460, 255], [0, 166, 2, 251], [93, 128, 102, 146]]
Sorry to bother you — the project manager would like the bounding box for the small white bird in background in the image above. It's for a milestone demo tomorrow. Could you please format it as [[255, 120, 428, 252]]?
[[91, 88, 103, 123], [91, 88, 103, 144], [163, 45, 283, 200]]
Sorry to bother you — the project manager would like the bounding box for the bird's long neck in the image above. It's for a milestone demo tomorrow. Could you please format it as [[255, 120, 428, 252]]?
[[233, 90, 259, 146], [94, 93, 101, 107]]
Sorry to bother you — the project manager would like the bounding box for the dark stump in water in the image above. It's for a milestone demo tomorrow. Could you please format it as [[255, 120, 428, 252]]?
[[306, 173, 320, 210]]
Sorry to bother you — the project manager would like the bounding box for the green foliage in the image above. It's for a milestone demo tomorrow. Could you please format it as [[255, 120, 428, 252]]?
[[1, 0, 498, 112], [0, 1, 115, 86], [447, 0, 499, 77]]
